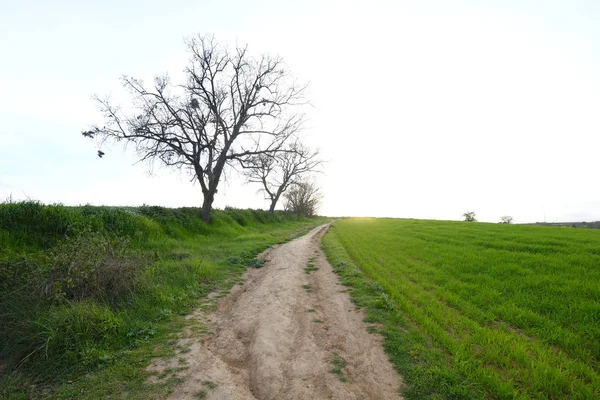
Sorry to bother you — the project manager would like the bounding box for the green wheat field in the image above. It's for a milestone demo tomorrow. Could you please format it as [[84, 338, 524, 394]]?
[[323, 218, 600, 399]]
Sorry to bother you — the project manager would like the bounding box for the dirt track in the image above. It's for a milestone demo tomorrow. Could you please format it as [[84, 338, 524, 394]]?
[[150, 224, 403, 399]]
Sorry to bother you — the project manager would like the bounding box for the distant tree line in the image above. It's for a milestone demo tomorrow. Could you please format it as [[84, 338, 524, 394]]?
[[462, 213, 517, 224], [461, 214, 600, 228], [532, 221, 600, 229]]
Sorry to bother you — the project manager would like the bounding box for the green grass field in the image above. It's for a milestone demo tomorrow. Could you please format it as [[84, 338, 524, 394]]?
[[0, 201, 321, 399], [322, 218, 600, 399]]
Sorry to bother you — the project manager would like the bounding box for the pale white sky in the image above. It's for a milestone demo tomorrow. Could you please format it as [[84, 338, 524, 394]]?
[[1, 0, 599, 223]]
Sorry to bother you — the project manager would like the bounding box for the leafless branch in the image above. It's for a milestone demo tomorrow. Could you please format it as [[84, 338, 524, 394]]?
[[241, 138, 322, 212], [83, 34, 308, 221]]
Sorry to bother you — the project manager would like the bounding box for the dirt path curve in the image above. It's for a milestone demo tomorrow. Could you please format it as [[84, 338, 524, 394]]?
[[151, 224, 403, 399]]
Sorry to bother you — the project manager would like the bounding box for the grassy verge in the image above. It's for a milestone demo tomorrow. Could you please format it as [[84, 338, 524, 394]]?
[[322, 218, 600, 399], [1, 201, 323, 399]]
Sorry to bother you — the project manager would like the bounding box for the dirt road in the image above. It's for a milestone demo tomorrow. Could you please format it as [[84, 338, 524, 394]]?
[[150, 224, 403, 399]]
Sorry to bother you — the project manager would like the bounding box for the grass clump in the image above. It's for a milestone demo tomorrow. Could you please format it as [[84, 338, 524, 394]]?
[[247, 257, 267, 268], [202, 380, 217, 389], [303, 263, 319, 274], [329, 354, 347, 382]]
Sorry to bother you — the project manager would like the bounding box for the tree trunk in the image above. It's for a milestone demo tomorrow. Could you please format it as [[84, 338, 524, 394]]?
[[201, 191, 215, 223], [269, 189, 284, 214]]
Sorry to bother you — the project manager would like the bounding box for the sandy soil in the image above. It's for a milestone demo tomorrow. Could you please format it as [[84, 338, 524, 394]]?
[[149, 224, 403, 399]]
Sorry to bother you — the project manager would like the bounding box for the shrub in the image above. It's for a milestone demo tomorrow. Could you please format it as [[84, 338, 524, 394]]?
[[248, 257, 267, 268], [38, 229, 145, 305]]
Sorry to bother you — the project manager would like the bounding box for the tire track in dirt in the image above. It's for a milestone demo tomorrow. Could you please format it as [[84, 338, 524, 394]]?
[[149, 224, 403, 399]]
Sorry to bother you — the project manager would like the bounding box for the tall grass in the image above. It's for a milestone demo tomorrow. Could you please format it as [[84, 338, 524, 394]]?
[[323, 218, 600, 399], [0, 201, 317, 398]]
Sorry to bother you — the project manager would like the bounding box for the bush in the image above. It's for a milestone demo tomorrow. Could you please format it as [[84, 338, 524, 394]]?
[[0, 254, 44, 292], [248, 257, 267, 268], [40, 229, 145, 305]]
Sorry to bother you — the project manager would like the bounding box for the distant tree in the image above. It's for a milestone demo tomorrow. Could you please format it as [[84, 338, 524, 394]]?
[[82, 35, 306, 223], [500, 215, 514, 224], [284, 180, 322, 217], [462, 211, 477, 222], [242, 141, 322, 213]]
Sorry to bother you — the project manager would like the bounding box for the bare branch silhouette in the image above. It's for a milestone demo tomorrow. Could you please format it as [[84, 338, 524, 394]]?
[[83, 35, 307, 222], [241, 140, 322, 213]]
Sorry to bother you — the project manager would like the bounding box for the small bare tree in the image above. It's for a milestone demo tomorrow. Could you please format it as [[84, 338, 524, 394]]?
[[463, 211, 477, 222], [243, 141, 322, 213], [500, 216, 514, 224], [284, 180, 322, 217], [82, 35, 306, 222]]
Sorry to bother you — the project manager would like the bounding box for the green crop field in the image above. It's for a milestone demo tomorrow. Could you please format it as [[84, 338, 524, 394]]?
[[322, 218, 600, 399]]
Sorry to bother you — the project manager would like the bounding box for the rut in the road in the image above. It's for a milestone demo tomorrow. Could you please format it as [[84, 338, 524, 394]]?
[[148, 224, 403, 399]]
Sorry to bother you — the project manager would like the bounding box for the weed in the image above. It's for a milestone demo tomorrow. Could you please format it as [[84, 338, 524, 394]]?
[[304, 263, 319, 274], [166, 374, 185, 386], [329, 354, 347, 382], [312, 319, 323, 323], [333, 261, 347, 273], [126, 324, 157, 349], [158, 368, 173, 379], [306, 308, 316, 312], [202, 380, 217, 389], [226, 256, 241, 265], [195, 390, 207, 399], [167, 251, 192, 261], [247, 257, 267, 268], [302, 284, 313, 292], [367, 281, 385, 293]]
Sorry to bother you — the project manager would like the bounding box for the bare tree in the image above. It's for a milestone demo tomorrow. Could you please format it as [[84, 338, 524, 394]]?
[[284, 180, 322, 217], [462, 211, 477, 222], [243, 141, 322, 213], [82, 35, 306, 222], [500, 215, 514, 224]]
